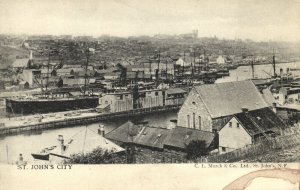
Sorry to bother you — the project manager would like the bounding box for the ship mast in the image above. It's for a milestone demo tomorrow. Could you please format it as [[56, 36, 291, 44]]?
[[155, 48, 160, 87], [272, 49, 276, 78], [83, 48, 90, 96], [251, 55, 255, 79], [45, 48, 51, 92]]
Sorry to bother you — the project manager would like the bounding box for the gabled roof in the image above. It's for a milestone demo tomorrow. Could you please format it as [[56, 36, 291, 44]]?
[[193, 81, 269, 118], [105, 121, 137, 143], [107, 122, 216, 150], [164, 127, 215, 150], [233, 108, 286, 136], [106, 121, 170, 149], [261, 88, 276, 107], [134, 126, 170, 149]]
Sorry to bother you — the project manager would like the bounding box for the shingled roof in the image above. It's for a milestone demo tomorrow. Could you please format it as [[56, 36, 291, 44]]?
[[164, 127, 215, 150], [193, 80, 269, 118], [105, 121, 170, 149], [233, 108, 286, 136]]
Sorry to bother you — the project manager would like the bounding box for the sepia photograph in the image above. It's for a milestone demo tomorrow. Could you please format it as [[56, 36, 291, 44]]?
[[0, 0, 299, 189]]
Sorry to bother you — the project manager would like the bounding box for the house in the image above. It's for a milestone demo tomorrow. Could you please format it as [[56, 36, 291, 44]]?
[[165, 88, 187, 106], [177, 81, 271, 132], [56, 68, 73, 76], [22, 69, 41, 87], [218, 107, 286, 153], [273, 87, 300, 105], [99, 92, 133, 112], [103, 72, 120, 80], [216, 56, 226, 64], [105, 121, 216, 163]]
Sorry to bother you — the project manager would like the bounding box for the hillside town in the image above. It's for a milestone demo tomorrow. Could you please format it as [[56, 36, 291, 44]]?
[[0, 31, 299, 164]]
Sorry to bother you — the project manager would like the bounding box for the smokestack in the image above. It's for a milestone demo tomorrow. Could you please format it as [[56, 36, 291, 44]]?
[[280, 68, 283, 76], [29, 50, 33, 60], [272, 103, 277, 113], [98, 125, 105, 137]]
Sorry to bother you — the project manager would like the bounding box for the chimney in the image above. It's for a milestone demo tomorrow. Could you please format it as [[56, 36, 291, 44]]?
[[169, 119, 177, 129], [241, 108, 249, 113], [98, 125, 105, 137], [280, 68, 283, 76], [272, 103, 277, 113], [57, 135, 65, 153]]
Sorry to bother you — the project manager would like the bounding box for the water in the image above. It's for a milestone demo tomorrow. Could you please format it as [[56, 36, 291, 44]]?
[[1, 61, 300, 164], [216, 61, 300, 83], [0, 111, 178, 163]]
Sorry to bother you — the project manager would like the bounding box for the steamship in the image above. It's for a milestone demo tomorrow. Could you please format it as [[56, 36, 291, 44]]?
[[6, 48, 99, 115], [6, 92, 99, 115]]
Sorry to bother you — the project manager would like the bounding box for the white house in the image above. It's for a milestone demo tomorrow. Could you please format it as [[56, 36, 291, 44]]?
[[218, 107, 286, 153], [216, 56, 226, 64]]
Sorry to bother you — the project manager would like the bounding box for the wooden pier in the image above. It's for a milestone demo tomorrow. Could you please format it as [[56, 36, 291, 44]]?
[[0, 105, 181, 136]]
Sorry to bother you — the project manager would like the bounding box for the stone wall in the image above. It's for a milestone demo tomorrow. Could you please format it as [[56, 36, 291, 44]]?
[[177, 88, 212, 131]]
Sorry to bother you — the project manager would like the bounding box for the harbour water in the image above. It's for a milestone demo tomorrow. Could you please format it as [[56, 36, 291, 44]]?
[[0, 111, 177, 163], [0, 61, 300, 163], [216, 61, 300, 83]]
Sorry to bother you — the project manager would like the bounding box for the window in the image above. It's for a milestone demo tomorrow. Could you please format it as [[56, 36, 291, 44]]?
[[222, 147, 226, 152], [237, 123, 240, 128], [229, 122, 232, 127], [192, 101, 196, 105], [187, 115, 190, 128], [198, 116, 201, 129], [193, 113, 196, 129], [155, 92, 158, 96]]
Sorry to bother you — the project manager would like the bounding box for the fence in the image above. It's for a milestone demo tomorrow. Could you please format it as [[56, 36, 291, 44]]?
[[207, 123, 300, 162]]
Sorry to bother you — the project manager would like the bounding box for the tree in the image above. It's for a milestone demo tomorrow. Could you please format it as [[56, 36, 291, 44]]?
[[66, 148, 126, 164], [186, 140, 209, 160]]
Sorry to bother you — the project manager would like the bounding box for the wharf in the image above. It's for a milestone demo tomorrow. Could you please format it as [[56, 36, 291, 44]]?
[[0, 105, 180, 136]]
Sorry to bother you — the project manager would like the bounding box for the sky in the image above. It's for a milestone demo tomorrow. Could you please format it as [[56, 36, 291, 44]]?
[[0, 0, 300, 42]]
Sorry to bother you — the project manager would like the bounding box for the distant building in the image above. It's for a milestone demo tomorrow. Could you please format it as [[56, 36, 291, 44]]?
[[22, 69, 41, 87], [216, 56, 226, 64]]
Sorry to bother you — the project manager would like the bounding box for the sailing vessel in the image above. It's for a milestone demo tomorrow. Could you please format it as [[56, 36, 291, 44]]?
[[6, 48, 99, 115]]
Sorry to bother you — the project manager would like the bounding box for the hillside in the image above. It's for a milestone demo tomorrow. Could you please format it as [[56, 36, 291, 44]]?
[[0, 46, 28, 69]]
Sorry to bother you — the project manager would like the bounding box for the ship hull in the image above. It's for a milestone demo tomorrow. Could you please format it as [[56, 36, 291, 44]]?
[[6, 97, 99, 115], [31, 153, 49, 161]]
